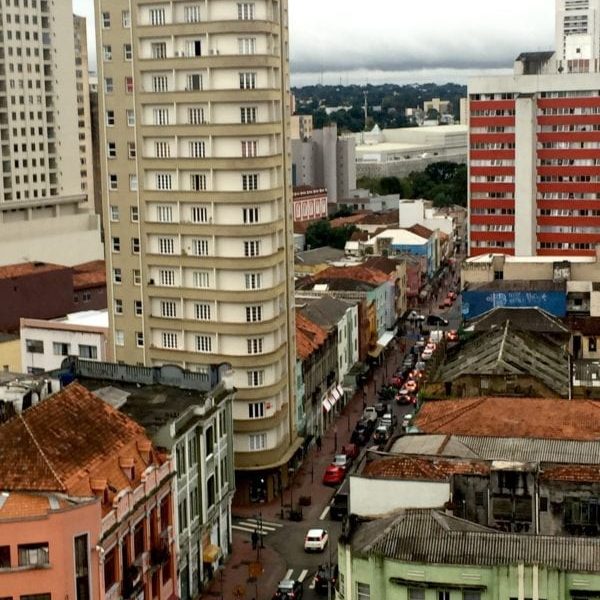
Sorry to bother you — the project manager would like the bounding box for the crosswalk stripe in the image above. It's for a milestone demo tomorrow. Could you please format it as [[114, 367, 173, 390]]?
[[309, 577, 316, 590], [285, 569, 293, 580], [232, 524, 260, 534], [298, 569, 309, 582], [238, 520, 278, 531], [240, 518, 283, 528], [319, 506, 330, 520]]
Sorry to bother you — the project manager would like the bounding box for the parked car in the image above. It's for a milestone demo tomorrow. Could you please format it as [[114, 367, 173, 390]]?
[[362, 406, 378, 423], [446, 329, 459, 342], [396, 390, 412, 405], [304, 529, 329, 552], [426, 314, 449, 327], [407, 311, 426, 322], [322, 465, 345, 486], [373, 424, 390, 446], [341, 443, 359, 460], [421, 348, 434, 361], [415, 360, 426, 371], [374, 402, 389, 417], [402, 413, 414, 431], [315, 564, 339, 595], [405, 379, 418, 393], [273, 579, 304, 600], [332, 454, 351, 471], [414, 336, 427, 349], [380, 413, 397, 430], [350, 422, 370, 445], [330, 479, 349, 521]]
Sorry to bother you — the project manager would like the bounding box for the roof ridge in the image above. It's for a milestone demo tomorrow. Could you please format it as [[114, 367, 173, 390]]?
[[18, 413, 66, 492]]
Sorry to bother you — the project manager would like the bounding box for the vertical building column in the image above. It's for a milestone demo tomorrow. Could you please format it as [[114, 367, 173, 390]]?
[[514, 94, 537, 256]]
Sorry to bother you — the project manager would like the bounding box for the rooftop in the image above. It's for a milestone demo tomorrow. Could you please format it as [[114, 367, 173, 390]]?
[[0, 261, 66, 281], [563, 316, 600, 337], [296, 311, 329, 361], [295, 246, 346, 265], [315, 265, 389, 286], [466, 279, 566, 292], [468, 307, 569, 336], [53, 309, 109, 328], [465, 254, 596, 265], [72, 260, 106, 290], [296, 295, 355, 331], [406, 224, 435, 239], [366, 228, 430, 246]]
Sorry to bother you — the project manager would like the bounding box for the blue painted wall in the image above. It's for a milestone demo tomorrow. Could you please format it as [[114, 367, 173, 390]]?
[[462, 289, 567, 320]]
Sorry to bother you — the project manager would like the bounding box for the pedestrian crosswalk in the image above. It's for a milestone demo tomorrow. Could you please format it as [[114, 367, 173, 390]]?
[[232, 516, 284, 537], [283, 568, 314, 587]]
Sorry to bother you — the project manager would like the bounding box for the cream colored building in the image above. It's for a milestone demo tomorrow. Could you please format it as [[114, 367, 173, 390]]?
[[0, 1, 102, 267], [95, 0, 299, 502]]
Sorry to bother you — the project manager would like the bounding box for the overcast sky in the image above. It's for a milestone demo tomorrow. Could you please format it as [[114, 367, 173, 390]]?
[[73, 0, 555, 84]]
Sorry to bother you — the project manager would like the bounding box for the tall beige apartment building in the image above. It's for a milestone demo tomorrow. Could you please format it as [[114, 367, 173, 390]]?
[[95, 0, 299, 502], [0, 0, 102, 266]]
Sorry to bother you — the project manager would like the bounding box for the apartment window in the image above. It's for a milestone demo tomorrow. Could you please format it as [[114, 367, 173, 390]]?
[[190, 485, 199, 520], [248, 402, 265, 418], [184, 4, 201, 23], [437, 592, 450, 600], [245, 272, 262, 289], [133, 269, 141, 285], [408, 590, 425, 600], [244, 240, 261, 257], [155, 141, 170, 158], [590, 337, 598, 352], [192, 238, 209, 256], [131, 206, 139, 222], [153, 108, 169, 126], [247, 369, 264, 386], [246, 305, 262, 322], [134, 300, 143, 316], [161, 332, 178, 349], [114, 299, 123, 314], [113, 268, 122, 283], [357, 583, 371, 600], [249, 433, 266, 451], [124, 43, 132, 60], [17, 543, 49, 568], [247, 338, 264, 354], [239, 72, 257, 90], [107, 142, 117, 158], [102, 11, 111, 28], [126, 109, 135, 126], [240, 106, 257, 123], [129, 175, 138, 191], [125, 77, 134, 94], [189, 141, 206, 158], [195, 303, 211, 320], [242, 173, 259, 190], [238, 37, 256, 55], [196, 335, 212, 353], [177, 497, 187, 533], [207, 474, 216, 508], [52, 342, 70, 356], [186, 40, 202, 57], [191, 205, 209, 223], [149, 43, 167, 61], [158, 237, 175, 254], [102, 45, 112, 61], [190, 174, 207, 191], [157, 205, 173, 223], [0, 545, 10, 568], [152, 75, 169, 93], [193, 271, 210, 288], [156, 173, 172, 190], [79, 345, 98, 359], [109, 174, 118, 190], [106, 110, 115, 126], [463, 593, 481, 600], [122, 10, 131, 28], [161, 301, 177, 318], [111, 237, 121, 252], [159, 269, 176, 286], [115, 330, 124, 346], [149, 8, 166, 25], [243, 207, 259, 223], [136, 332, 144, 347], [241, 140, 258, 157], [132, 237, 140, 253], [188, 107, 205, 124], [25, 339, 44, 354], [109, 205, 119, 221], [186, 74, 202, 91], [104, 77, 113, 93], [238, 3, 255, 20]]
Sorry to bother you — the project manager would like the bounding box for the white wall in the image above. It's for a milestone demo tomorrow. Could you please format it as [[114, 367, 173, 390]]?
[[349, 475, 450, 517]]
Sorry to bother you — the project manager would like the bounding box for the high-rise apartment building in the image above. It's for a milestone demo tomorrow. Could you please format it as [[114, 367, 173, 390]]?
[[469, 0, 600, 257], [0, 0, 102, 266], [556, 0, 600, 69], [95, 0, 299, 502]]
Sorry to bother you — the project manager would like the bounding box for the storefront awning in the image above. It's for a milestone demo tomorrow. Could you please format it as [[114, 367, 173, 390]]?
[[331, 387, 341, 401], [202, 544, 221, 563], [377, 331, 395, 348], [336, 384, 344, 397], [368, 344, 384, 359], [322, 398, 332, 412]]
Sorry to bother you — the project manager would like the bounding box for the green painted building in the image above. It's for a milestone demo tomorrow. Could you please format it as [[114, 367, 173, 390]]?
[[337, 510, 600, 600]]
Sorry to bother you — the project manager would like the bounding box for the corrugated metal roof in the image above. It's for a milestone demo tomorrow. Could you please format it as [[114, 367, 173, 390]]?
[[360, 510, 600, 571]]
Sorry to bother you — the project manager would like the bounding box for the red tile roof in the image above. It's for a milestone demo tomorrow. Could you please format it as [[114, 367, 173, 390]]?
[[540, 465, 600, 483], [72, 260, 106, 290], [314, 265, 389, 286], [329, 214, 369, 228], [0, 492, 71, 519], [0, 261, 66, 280], [415, 397, 600, 441], [407, 224, 435, 239], [296, 311, 328, 360], [362, 456, 489, 481]]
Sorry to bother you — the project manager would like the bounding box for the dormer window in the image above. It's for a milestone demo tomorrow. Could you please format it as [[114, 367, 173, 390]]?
[[119, 457, 136, 481]]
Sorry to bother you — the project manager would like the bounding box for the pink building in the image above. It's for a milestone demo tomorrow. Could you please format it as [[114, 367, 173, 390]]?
[[293, 186, 328, 223], [0, 382, 177, 600]]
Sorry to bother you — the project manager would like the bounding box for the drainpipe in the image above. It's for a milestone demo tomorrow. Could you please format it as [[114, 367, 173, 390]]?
[[518, 563, 525, 600]]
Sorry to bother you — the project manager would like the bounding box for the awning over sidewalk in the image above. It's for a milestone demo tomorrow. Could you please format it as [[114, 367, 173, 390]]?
[[377, 331, 395, 348], [322, 398, 332, 412], [331, 386, 341, 402], [336, 383, 344, 398], [368, 345, 384, 359]]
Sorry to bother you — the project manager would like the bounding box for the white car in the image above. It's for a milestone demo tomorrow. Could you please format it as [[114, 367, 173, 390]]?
[[304, 528, 329, 552], [421, 348, 434, 361]]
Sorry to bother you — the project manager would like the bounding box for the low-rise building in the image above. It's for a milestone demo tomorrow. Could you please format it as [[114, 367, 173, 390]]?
[[293, 186, 328, 224], [399, 199, 454, 237], [294, 246, 347, 278]]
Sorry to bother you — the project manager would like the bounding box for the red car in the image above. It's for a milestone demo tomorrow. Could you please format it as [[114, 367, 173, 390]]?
[[341, 443, 359, 460], [322, 465, 345, 486], [446, 330, 459, 342]]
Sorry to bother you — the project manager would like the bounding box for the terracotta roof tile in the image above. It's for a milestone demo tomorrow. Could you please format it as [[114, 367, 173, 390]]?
[[362, 456, 490, 481], [407, 224, 435, 239], [0, 492, 71, 519], [415, 397, 600, 441], [540, 465, 600, 483], [72, 260, 106, 289], [296, 311, 328, 361], [0, 261, 66, 280], [315, 265, 389, 286]]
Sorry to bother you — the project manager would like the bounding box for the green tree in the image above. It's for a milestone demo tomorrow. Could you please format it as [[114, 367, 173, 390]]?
[[305, 219, 332, 249]]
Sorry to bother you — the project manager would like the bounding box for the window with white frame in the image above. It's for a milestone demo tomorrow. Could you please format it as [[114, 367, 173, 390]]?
[[134, 300, 143, 315], [102, 45, 112, 61], [155, 141, 170, 158], [102, 11, 111, 27], [133, 269, 142, 285], [131, 238, 140, 254], [248, 402, 265, 419], [242, 207, 259, 223], [122, 10, 131, 27], [186, 74, 202, 91], [242, 173, 259, 190], [249, 433, 266, 451], [357, 583, 370, 600], [238, 37, 256, 55], [247, 338, 263, 354], [109, 174, 118, 190], [193, 270, 210, 288], [149, 8, 166, 25], [161, 301, 177, 318], [189, 141, 206, 158], [131, 206, 139, 222], [245, 305, 262, 322], [159, 269, 176, 286], [111, 237, 121, 252], [188, 107, 205, 124], [110, 205, 119, 221], [196, 335, 212, 353], [106, 110, 115, 126], [245, 272, 262, 289], [239, 72, 257, 90], [125, 76, 134, 93], [156, 173, 172, 190], [115, 330, 124, 346], [184, 4, 201, 22], [107, 142, 117, 158], [238, 3, 255, 20], [158, 237, 175, 254], [161, 332, 178, 349], [127, 142, 136, 158], [186, 40, 202, 57], [157, 205, 173, 223], [114, 298, 123, 314], [152, 75, 169, 93], [190, 173, 207, 191], [244, 240, 260, 257], [153, 108, 169, 125], [129, 174, 138, 191], [124, 43, 133, 60], [192, 238, 209, 256], [240, 106, 257, 123], [126, 109, 135, 126], [241, 140, 258, 157], [191, 206, 209, 223], [113, 268, 122, 283], [136, 332, 144, 347], [194, 303, 211, 320], [151, 42, 167, 59], [104, 77, 114, 93]]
